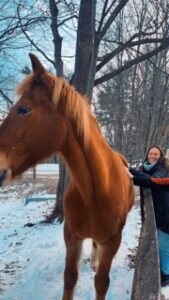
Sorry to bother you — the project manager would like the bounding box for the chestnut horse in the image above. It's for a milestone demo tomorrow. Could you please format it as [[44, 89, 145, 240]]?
[[0, 54, 134, 300]]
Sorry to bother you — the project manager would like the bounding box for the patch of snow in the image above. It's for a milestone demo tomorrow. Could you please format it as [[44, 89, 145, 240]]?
[[26, 164, 59, 177], [0, 203, 140, 299], [162, 286, 169, 299], [0, 164, 141, 300]]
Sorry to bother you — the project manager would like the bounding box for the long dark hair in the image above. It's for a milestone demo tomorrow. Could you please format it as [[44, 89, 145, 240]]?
[[143, 145, 164, 163], [143, 145, 169, 172]]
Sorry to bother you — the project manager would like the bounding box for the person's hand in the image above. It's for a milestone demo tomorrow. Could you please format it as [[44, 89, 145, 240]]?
[[125, 167, 134, 179]]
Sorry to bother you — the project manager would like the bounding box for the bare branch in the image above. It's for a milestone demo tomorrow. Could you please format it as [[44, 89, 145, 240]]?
[[96, 36, 169, 72], [96, 0, 130, 43], [16, 3, 56, 68], [94, 38, 169, 86], [0, 89, 13, 105]]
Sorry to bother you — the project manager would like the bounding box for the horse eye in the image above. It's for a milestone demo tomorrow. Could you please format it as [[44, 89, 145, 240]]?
[[17, 107, 31, 115]]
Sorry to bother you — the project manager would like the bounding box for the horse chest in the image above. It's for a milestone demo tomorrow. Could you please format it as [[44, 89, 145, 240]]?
[[64, 202, 121, 242]]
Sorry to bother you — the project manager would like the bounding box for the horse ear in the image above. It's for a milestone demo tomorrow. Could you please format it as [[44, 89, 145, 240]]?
[[29, 53, 45, 77]]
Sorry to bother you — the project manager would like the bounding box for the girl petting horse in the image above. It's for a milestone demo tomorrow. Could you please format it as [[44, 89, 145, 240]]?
[[0, 54, 134, 300]]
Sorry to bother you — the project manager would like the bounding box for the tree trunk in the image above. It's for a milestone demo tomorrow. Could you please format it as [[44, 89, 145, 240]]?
[[47, 0, 94, 223], [73, 0, 94, 94], [46, 157, 69, 223], [46, 0, 66, 223]]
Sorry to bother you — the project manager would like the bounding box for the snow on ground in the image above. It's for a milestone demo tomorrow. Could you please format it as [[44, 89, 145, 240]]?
[[0, 163, 166, 300], [25, 164, 59, 177], [163, 286, 169, 300]]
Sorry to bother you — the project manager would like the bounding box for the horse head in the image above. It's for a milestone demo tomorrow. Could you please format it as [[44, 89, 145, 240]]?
[[0, 54, 68, 184]]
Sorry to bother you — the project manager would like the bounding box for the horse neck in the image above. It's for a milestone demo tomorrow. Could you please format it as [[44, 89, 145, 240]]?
[[61, 114, 112, 207], [61, 128, 94, 207], [59, 88, 110, 205]]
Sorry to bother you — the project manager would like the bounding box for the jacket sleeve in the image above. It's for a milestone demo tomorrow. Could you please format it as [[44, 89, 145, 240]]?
[[151, 178, 169, 185], [133, 177, 169, 190], [130, 168, 169, 190], [129, 168, 151, 178], [133, 175, 154, 188], [129, 168, 154, 187]]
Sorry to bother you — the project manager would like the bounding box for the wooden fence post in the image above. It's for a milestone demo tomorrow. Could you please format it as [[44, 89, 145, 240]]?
[[131, 188, 161, 300]]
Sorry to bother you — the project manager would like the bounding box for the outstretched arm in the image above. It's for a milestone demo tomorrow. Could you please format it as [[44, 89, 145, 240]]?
[[129, 168, 169, 190]]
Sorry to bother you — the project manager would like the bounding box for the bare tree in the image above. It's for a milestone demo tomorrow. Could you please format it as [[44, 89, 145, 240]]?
[[96, 0, 169, 160]]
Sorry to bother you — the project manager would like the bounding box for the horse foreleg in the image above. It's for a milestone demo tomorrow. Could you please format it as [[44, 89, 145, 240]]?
[[62, 223, 82, 300], [94, 232, 122, 300], [91, 240, 100, 272]]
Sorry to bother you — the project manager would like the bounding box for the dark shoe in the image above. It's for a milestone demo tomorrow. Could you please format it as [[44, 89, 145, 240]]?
[[161, 272, 169, 287]]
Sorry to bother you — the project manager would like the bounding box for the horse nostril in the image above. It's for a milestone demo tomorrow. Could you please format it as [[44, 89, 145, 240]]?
[[0, 169, 7, 186]]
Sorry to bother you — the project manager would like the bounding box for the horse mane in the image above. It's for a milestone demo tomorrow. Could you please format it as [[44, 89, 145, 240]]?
[[16, 73, 97, 147], [51, 74, 92, 146]]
